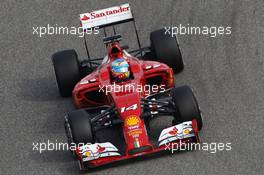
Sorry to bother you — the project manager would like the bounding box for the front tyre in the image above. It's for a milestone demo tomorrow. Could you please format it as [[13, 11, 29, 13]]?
[[170, 86, 203, 130], [64, 109, 95, 146]]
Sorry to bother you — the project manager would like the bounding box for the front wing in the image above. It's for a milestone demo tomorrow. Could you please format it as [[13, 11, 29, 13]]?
[[76, 120, 199, 170]]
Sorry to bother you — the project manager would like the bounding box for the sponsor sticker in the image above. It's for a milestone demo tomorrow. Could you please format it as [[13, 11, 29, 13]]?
[[80, 3, 133, 29], [125, 115, 140, 126], [128, 129, 143, 137]]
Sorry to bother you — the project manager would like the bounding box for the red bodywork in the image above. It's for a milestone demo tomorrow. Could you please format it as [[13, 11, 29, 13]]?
[[72, 43, 198, 168], [73, 43, 174, 108]]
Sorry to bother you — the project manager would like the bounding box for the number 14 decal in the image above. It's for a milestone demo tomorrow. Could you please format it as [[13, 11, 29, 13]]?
[[120, 104, 138, 113]]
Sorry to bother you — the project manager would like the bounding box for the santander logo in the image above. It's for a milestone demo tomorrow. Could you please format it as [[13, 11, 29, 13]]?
[[81, 15, 90, 21], [81, 6, 130, 21], [168, 127, 178, 136]]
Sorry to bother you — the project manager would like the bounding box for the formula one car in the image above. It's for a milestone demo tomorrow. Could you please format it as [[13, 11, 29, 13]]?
[[52, 3, 203, 170]]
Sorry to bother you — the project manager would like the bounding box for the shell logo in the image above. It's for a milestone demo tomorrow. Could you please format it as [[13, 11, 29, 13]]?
[[125, 115, 140, 126], [183, 128, 190, 134], [85, 151, 91, 157]]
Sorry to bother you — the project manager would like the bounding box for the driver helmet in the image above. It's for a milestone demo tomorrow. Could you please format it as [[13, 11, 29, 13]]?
[[111, 58, 130, 82]]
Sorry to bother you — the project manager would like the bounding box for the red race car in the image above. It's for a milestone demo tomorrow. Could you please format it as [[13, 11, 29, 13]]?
[[52, 3, 203, 171]]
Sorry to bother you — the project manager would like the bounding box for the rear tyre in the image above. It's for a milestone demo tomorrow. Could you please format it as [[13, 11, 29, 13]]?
[[150, 28, 184, 73], [170, 86, 203, 130], [52, 49, 81, 97], [64, 110, 95, 146]]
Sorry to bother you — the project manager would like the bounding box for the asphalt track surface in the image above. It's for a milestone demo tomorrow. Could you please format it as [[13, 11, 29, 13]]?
[[1, 0, 264, 175]]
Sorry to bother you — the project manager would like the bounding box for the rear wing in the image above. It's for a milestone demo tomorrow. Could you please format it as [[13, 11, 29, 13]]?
[[80, 3, 133, 29], [79, 3, 142, 68]]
